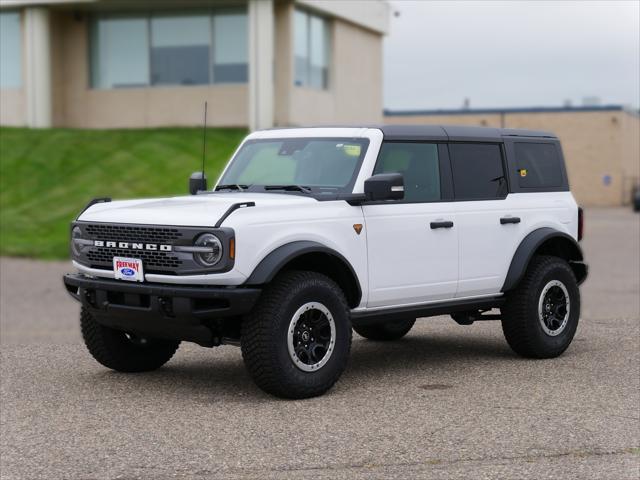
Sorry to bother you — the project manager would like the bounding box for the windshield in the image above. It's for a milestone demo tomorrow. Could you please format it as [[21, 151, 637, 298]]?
[[218, 138, 369, 194]]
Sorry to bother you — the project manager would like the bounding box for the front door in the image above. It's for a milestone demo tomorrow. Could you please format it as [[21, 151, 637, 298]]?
[[363, 142, 458, 308]]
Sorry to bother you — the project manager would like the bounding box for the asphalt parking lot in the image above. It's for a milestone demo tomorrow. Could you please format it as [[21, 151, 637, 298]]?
[[1, 208, 639, 479]]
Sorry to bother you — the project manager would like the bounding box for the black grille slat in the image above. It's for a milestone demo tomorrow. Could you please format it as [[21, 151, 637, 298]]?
[[85, 224, 183, 243], [87, 248, 181, 269]]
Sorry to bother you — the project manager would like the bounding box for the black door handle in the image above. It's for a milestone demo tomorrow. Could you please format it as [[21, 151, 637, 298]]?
[[430, 221, 454, 229], [500, 216, 521, 224]]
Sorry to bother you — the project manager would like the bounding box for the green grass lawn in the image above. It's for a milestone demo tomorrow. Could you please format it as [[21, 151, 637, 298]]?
[[0, 127, 247, 259]]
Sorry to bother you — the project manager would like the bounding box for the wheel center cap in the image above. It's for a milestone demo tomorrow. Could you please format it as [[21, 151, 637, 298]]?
[[301, 330, 310, 342]]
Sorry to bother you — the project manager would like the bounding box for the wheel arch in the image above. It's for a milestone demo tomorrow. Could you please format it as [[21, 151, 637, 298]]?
[[502, 228, 587, 292], [245, 241, 363, 308]]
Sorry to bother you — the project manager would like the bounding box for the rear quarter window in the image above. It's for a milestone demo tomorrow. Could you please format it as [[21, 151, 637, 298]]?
[[515, 142, 563, 188]]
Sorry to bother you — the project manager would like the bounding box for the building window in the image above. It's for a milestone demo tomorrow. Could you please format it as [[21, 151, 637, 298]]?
[[151, 15, 211, 86], [90, 16, 149, 89], [90, 10, 247, 89], [294, 9, 330, 89], [0, 11, 22, 88], [213, 12, 248, 83]]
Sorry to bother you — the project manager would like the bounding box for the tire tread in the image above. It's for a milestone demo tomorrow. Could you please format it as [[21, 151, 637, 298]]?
[[241, 271, 352, 399], [501, 255, 579, 358], [80, 307, 179, 372]]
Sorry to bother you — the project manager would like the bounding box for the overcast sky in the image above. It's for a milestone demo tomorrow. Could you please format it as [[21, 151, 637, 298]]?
[[383, 1, 640, 111]]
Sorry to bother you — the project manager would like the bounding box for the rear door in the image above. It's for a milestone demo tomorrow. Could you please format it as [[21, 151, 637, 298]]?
[[363, 142, 459, 308], [449, 142, 523, 297]]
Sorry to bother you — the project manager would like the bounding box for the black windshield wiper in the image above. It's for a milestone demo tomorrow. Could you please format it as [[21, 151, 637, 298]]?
[[215, 184, 249, 191], [264, 185, 312, 194]]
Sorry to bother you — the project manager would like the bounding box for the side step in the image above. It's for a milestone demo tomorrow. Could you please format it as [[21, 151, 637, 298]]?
[[451, 310, 502, 325], [351, 297, 504, 327]]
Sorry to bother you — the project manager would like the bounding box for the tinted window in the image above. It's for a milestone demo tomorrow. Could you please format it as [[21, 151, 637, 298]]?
[[449, 143, 507, 199], [213, 12, 248, 83], [515, 142, 563, 188], [151, 15, 211, 86], [90, 16, 150, 88], [374, 143, 441, 202]]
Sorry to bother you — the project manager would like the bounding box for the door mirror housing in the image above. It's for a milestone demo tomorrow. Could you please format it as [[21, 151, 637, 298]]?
[[364, 173, 404, 201], [189, 172, 208, 195]]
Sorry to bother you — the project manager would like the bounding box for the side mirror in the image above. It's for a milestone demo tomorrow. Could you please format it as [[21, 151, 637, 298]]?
[[189, 172, 208, 195], [364, 173, 404, 201]]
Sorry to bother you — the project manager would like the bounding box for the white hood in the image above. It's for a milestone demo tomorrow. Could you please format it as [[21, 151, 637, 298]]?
[[78, 192, 316, 227]]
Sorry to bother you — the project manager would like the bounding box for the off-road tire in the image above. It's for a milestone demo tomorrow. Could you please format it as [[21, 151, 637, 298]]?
[[353, 318, 416, 341], [80, 307, 180, 372], [241, 271, 352, 399], [501, 255, 580, 358]]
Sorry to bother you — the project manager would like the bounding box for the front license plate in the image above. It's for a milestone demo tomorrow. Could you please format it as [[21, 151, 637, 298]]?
[[113, 257, 144, 282]]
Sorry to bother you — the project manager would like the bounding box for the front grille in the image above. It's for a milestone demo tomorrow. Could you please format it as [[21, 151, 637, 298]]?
[[73, 221, 235, 276], [86, 248, 181, 270], [80, 223, 187, 274], [84, 224, 183, 243]]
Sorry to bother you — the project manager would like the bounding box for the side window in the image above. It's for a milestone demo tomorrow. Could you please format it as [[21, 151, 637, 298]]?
[[515, 142, 563, 188], [373, 143, 441, 202], [449, 143, 507, 200]]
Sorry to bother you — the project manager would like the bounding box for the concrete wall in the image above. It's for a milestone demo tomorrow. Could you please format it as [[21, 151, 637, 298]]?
[[0, 89, 25, 125], [384, 110, 640, 207], [273, 1, 293, 127]]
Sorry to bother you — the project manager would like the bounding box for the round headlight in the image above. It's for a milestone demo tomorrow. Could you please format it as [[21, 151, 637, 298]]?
[[71, 226, 82, 257], [194, 233, 223, 267]]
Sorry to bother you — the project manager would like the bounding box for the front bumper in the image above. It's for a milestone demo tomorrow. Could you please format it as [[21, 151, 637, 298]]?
[[63, 274, 261, 345]]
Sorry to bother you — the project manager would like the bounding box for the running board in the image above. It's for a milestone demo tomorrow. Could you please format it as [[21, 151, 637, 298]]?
[[351, 297, 504, 327]]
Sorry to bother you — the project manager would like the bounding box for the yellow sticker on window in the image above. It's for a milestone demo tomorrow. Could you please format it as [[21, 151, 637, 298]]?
[[342, 144, 361, 157], [519, 169, 527, 177]]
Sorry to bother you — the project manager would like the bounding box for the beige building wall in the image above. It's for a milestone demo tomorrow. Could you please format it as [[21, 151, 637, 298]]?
[[385, 110, 640, 207], [288, 17, 383, 126], [620, 112, 640, 202], [274, 1, 293, 127], [0, 89, 25, 125]]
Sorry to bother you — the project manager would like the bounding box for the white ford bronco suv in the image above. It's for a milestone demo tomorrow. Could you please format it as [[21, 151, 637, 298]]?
[[64, 125, 587, 399]]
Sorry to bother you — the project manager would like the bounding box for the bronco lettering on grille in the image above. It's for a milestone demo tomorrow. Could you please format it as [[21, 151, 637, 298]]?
[[93, 240, 172, 251]]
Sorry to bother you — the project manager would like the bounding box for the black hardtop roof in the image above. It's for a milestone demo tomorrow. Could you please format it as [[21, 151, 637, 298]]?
[[266, 125, 558, 142], [266, 124, 558, 143], [377, 124, 557, 142]]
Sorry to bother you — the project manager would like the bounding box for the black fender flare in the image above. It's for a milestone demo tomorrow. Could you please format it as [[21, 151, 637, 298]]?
[[501, 228, 586, 292], [245, 241, 362, 305]]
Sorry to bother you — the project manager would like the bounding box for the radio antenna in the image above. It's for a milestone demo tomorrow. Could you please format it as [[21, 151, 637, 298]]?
[[201, 101, 208, 181]]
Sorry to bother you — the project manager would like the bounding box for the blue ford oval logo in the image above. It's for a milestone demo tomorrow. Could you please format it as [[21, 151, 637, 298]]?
[[121, 268, 135, 277]]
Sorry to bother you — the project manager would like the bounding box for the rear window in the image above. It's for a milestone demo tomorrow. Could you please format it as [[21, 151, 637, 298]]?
[[515, 142, 563, 188], [449, 143, 507, 200]]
